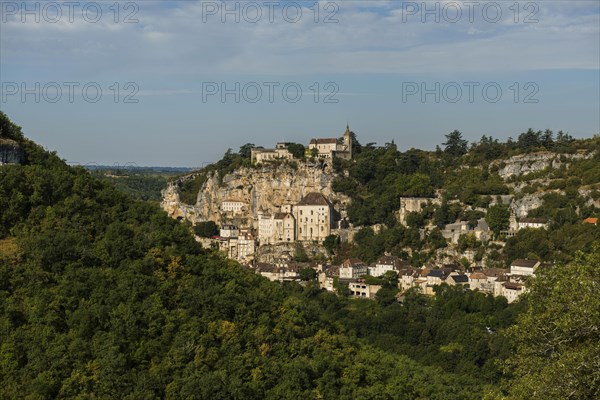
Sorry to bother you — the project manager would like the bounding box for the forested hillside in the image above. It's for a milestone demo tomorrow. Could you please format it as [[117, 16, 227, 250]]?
[[1, 112, 598, 399]]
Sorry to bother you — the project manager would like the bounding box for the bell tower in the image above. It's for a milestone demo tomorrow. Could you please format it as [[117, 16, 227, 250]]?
[[343, 124, 352, 157]]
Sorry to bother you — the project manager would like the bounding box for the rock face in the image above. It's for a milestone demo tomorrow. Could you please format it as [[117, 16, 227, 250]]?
[[510, 193, 546, 218], [161, 163, 351, 226], [0, 138, 24, 165], [491, 151, 591, 179]]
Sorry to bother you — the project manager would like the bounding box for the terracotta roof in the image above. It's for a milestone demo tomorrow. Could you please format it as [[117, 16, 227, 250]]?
[[511, 259, 539, 268], [584, 217, 598, 224], [297, 192, 330, 206], [469, 272, 488, 280]]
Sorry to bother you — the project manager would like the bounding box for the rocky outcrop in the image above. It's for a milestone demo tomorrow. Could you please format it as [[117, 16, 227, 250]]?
[[491, 151, 591, 179], [0, 138, 24, 165], [510, 193, 547, 218], [161, 163, 351, 226]]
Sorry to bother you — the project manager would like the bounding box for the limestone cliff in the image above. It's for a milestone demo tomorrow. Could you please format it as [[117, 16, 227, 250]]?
[[491, 151, 591, 179], [162, 163, 351, 226]]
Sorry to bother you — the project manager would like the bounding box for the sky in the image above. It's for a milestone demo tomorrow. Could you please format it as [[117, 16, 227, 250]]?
[[1, 0, 599, 167]]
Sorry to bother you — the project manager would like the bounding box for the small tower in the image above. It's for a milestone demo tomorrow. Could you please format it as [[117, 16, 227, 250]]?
[[343, 124, 353, 155]]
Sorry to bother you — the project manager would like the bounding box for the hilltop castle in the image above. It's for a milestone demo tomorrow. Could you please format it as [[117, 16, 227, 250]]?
[[251, 125, 353, 164]]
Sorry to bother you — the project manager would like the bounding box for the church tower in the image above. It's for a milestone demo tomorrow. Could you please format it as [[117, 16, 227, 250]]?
[[343, 124, 353, 157]]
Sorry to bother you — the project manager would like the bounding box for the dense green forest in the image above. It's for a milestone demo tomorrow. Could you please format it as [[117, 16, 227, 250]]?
[[1, 112, 598, 398], [89, 168, 185, 201]]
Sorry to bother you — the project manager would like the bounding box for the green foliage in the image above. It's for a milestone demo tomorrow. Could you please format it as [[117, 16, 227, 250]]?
[[194, 221, 219, 237], [445, 168, 508, 204], [178, 173, 207, 205], [238, 143, 255, 159], [504, 223, 600, 264], [293, 244, 309, 262], [5, 112, 595, 399], [333, 144, 441, 226], [323, 234, 340, 255], [0, 110, 24, 140], [443, 129, 469, 158], [298, 267, 317, 281], [498, 248, 600, 400], [486, 205, 510, 236], [90, 169, 175, 201], [286, 143, 305, 159]]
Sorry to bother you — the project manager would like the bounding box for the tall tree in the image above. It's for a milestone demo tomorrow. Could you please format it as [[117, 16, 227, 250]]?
[[485, 205, 510, 237], [442, 130, 468, 157], [498, 248, 600, 400]]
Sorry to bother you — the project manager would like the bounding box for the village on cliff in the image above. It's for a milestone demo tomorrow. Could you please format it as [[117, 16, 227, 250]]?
[[161, 127, 579, 304]]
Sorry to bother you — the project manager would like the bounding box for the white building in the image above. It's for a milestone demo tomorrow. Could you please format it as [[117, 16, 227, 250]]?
[[251, 143, 294, 164], [349, 280, 381, 299], [502, 282, 526, 303], [517, 218, 548, 230], [295, 192, 332, 242], [307, 125, 352, 160], [510, 259, 540, 276], [237, 230, 256, 262], [257, 208, 296, 245], [339, 259, 368, 279], [369, 255, 408, 277], [220, 225, 239, 238], [221, 199, 247, 214]]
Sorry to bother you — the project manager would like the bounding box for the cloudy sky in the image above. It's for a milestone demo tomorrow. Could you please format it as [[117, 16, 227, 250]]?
[[1, 0, 599, 166]]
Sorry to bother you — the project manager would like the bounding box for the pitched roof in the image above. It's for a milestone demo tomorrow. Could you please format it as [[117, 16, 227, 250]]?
[[584, 217, 598, 224], [310, 138, 337, 144], [297, 192, 330, 206], [469, 272, 488, 280], [376, 256, 409, 268], [511, 259, 539, 268], [342, 258, 365, 268], [483, 268, 509, 277], [450, 274, 469, 283], [427, 269, 447, 278], [503, 282, 524, 290], [519, 217, 547, 224]]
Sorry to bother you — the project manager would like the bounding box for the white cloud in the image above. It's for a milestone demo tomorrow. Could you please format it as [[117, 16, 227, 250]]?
[[1, 1, 598, 79]]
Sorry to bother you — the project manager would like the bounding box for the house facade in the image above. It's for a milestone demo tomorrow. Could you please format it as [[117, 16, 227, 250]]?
[[294, 192, 332, 242]]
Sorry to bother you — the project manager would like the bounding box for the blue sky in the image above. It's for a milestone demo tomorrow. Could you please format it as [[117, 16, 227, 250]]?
[[1, 0, 599, 167]]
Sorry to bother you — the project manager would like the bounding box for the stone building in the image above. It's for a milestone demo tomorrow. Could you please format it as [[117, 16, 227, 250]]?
[[251, 142, 294, 164], [339, 258, 368, 279], [257, 207, 296, 245], [398, 196, 440, 225], [221, 199, 247, 214], [294, 192, 332, 242], [307, 125, 352, 160], [369, 255, 409, 277], [517, 217, 548, 230]]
